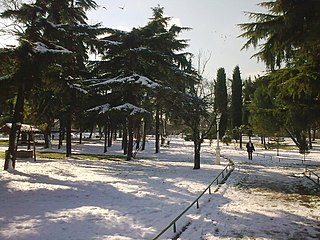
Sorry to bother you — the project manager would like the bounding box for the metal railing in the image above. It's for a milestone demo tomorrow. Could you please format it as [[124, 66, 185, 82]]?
[[303, 168, 320, 187], [152, 160, 234, 240], [253, 151, 308, 164]]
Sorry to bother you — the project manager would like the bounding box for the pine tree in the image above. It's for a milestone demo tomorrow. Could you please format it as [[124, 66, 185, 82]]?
[[88, 6, 193, 160], [1, 0, 103, 169], [239, 0, 320, 152]]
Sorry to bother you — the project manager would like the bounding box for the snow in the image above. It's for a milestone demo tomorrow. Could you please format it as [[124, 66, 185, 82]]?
[[3, 123, 40, 133], [0, 137, 320, 240], [66, 82, 89, 94], [87, 103, 111, 114], [98, 40, 122, 46], [0, 74, 12, 81], [91, 74, 161, 89], [32, 42, 72, 54], [113, 103, 149, 115]]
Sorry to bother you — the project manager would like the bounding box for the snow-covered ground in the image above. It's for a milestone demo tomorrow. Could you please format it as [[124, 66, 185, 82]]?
[[0, 137, 319, 239]]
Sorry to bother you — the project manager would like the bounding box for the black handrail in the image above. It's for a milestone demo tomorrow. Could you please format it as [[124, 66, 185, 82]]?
[[304, 168, 320, 187], [152, 160, 234, 240]]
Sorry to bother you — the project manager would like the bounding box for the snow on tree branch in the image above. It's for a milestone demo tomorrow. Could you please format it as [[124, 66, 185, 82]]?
[[112, 103, 149, 116], [32, 42, 72, 54], [87, 103, 111, 114], [91, 73, 161, 89], [66, 82, 88, 94]]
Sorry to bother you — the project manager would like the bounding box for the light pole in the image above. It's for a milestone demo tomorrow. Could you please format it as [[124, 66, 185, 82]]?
[[216, 113, 221, 165]]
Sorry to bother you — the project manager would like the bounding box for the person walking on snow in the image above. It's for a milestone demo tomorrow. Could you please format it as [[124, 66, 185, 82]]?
[[246, 140, 255, 160]]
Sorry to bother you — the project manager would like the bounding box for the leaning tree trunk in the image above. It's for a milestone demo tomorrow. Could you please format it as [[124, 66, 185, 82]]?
[[4, 85, 25, 170]]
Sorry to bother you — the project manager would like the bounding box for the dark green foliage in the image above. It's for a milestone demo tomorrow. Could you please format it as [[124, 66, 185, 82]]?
[[1, 0, 104, 168], [214, 68, 228, 138], [231, 65, 242, 129], [240, 0, 320, 151]]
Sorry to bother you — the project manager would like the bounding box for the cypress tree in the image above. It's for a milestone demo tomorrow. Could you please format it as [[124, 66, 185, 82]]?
[[214, 68, 228, 138], [231, 65, 242, 129]]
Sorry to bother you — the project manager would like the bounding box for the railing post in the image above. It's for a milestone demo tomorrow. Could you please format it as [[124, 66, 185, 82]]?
[[196, 200, 199, 209], [173, 222, 176, 233], [209, 186, 211, 194]]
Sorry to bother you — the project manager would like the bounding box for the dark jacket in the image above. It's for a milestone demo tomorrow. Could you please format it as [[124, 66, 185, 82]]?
[[246, 142, 255, 152]]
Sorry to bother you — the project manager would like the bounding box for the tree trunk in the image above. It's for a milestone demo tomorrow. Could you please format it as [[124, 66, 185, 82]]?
[[66, 110, 72, 157], [263, 137, 267, 149], [136, 122, 141, 150], [44, 123, 51, 148], [107, 125, 112, 147], [155, 106, 160, 153], [122, 121, 128, 155], [127, 117, 134, 160], [4, 85, 25, 170], [142, 119, 147, 151], [58, 118, 64, 149], [308, 128, 312, 149], [104, 124, 108, 153], [193, 129, 201, 169], [79, 121, 83, 144]]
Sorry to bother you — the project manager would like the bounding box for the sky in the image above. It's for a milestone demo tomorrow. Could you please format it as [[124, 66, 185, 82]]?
[[86, 0, 267, 80], [1, 136, 319, 239], [0, 0, 267, 80]]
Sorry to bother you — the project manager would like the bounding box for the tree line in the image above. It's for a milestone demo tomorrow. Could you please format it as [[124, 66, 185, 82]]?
[[0, 0, 248, 170], [1, 0, 319, 171]]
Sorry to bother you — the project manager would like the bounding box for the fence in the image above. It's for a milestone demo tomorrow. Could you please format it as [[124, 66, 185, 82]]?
[[152, 160, 234, 240], [253, 152, 308, 164], [303, 168, 320, 188]]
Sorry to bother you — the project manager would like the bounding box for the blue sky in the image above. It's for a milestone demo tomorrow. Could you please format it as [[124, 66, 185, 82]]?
[[87, 0, 267, 80]]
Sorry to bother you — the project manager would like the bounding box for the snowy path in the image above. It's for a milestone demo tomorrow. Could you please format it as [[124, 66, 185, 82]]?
[[178, 147, 320, 240]]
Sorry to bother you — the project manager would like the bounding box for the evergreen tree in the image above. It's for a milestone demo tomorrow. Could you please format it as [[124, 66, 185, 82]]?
[[231, 65, 243, 143], [88, 6, 193, 160], [239, 0, 320, 152], [231, 66, 242, 129], [214, 68, 228, 138], [1, 0, 103, 169]]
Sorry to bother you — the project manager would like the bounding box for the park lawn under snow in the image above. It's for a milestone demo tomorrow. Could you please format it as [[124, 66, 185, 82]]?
[[0, 136, 320, 240]]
